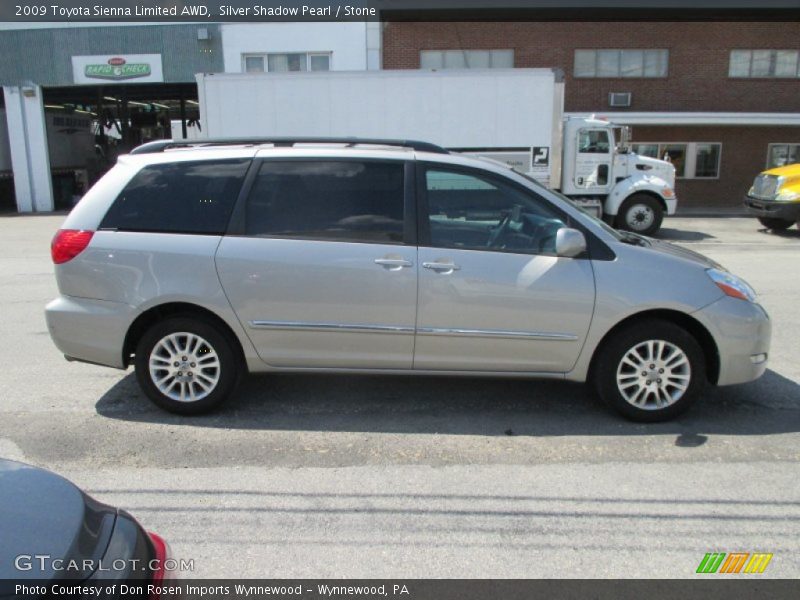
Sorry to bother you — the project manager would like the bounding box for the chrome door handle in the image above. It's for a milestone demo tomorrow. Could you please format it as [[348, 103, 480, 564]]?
[[423, 261, 461, 272], [374, 258, 413, 269]]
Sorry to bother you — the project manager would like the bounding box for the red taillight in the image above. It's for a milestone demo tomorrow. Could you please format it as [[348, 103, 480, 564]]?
[[148, 531, 171, 598], [51, 229, 94, 264]]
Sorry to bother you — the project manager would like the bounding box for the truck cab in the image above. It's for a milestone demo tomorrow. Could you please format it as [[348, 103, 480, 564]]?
[[744, 163, 800, 231], [561, 116, 677, 236]]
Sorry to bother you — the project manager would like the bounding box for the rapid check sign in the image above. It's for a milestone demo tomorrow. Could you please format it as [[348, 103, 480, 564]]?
[[84, 60, 151, 81], [72, 54, 163, 84]]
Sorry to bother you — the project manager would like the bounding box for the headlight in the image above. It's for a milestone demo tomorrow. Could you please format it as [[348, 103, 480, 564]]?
[[706, 268, 757, 303], [776, 188, 800, 202]]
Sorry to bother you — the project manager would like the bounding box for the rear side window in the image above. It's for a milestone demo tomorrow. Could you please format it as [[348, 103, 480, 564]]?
[[100, 160, 250, 234], [245, 160, 405, 243]]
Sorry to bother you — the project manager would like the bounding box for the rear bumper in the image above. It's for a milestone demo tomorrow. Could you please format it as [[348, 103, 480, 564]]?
[[45, 295, 135, 369], [694, 296, 771, 386], [744, 196, 800, 221]]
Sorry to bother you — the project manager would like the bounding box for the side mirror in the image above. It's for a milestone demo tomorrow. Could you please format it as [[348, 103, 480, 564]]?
[[555, 227, 587, 258]]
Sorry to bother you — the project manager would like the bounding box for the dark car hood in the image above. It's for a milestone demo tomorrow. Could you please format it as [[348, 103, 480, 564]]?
[[0, 459, 116, 582]]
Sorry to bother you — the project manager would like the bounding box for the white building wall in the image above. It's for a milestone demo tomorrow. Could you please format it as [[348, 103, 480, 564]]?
[[220, 23, 369, 73]]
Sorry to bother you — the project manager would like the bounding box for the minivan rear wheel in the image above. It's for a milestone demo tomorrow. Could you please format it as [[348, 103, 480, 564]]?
[[134, 317, 240, 415], [593, 319, 706, 422]]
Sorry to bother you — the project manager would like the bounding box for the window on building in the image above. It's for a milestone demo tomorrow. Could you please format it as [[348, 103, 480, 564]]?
[[574, 49, 668, 78], [242, 52, 331, 73], [420, 49, 514, 69], [244, 56, 265, 73], [244, 161, 405, 244], [729, 50, 800, 78], [661, 144, 688, 178], [631, 143, 722, 179], [694, 144, 722, 178], [767, 144, 800, 168]]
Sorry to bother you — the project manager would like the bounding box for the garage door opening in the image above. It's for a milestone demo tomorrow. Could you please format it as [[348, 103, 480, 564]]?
[[11, 82, 200, 212]]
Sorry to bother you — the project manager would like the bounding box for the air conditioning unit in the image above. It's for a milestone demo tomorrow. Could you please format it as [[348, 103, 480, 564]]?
[[609, 92, 632, 107]]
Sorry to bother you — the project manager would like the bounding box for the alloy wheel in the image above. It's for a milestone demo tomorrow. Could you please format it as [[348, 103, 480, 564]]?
[[615, 339, 691, 410], [148, 332, 221, 402]]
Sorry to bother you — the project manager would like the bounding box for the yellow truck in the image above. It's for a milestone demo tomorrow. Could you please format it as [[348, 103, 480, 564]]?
[[745, 163, 800, 230]]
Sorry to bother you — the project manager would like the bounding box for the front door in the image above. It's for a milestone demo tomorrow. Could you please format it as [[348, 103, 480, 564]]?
[[216, 158, 417, 369], [574, 128, 613, 194], [414, 164, 595, 372]]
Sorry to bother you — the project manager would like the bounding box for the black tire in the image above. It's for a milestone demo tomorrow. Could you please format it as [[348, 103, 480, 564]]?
[[758, 217, 793, 231], [615, 194, 664, 236], [134, 316, 241, 415], [592, 319, 706, 422]]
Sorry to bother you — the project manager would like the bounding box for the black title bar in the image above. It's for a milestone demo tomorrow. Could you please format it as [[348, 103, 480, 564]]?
[[2, 0, 798, 22]]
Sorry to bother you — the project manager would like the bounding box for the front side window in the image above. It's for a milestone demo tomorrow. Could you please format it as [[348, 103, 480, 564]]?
[[574, 49, 668, 78], [424, 167, 567, 255], [245, 160, 405, 243], [578, 130, 611, 154], [100, 160, 249, 234]]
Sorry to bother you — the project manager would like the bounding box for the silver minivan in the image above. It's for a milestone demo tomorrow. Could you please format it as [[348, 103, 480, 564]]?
[[46, 138, 770, 421]]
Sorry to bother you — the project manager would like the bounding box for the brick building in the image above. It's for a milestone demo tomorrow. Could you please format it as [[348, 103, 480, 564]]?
[[382, 20, 800, 212]]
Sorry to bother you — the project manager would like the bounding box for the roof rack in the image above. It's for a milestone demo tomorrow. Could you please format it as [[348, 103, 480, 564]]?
[[129, 137, 449, 155]]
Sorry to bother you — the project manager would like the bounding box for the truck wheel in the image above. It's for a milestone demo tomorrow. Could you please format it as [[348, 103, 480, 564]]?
[[592, 319, 705, 422], [758, 217, 793, 230], [616, 194, 664, 236], [134, 316, 241, 415]]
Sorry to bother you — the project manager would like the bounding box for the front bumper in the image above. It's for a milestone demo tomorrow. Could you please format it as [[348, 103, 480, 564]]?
[[744, 195, 800, 221], [693, 296, 771, 386], [665, 197, 678, 216], [45, 295, 135, 369]]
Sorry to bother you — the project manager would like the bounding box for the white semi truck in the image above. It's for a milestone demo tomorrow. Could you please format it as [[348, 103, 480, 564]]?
[[196, 68, 677, 235]]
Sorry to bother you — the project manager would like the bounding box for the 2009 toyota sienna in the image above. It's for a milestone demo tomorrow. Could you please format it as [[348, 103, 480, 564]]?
[[45, 138, 770, 421]]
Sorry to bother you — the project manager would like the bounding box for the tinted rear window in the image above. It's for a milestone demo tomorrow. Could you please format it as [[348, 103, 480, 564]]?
[[100, 160, 250, 234], [245, 160, 405, 243]]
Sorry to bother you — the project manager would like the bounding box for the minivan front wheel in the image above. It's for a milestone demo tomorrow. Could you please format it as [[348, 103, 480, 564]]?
[[134, 317, 240, 415], [593, 319, 705, 422]]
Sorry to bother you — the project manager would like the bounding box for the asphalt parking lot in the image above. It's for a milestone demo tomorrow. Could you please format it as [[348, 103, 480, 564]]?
[[1, 215, 798, 578]]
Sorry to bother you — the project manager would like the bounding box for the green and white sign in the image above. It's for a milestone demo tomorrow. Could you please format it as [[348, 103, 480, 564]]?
[[72, 54, 163, 84]]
